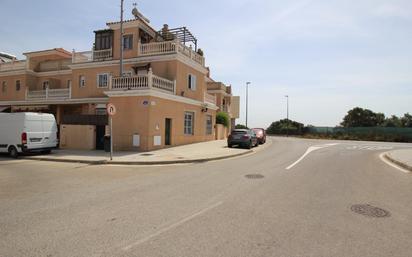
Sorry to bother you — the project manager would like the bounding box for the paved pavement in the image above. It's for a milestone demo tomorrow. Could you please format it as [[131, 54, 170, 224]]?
[[1, 137, 412, 257], [385, 149, 412, 172], [24, 139, 265, 165]]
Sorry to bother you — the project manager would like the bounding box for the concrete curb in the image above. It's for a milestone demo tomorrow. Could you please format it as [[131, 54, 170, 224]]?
[[24, 149, 254, 166], [383, 152, 412, 173]]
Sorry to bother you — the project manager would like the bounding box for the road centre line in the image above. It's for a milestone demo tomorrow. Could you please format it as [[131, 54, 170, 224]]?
[[286, 143, 339, 170], [122, 201, 224, 251]]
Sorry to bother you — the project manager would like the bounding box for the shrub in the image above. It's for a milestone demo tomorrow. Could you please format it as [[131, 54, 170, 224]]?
[[216, 112, 229, 127]]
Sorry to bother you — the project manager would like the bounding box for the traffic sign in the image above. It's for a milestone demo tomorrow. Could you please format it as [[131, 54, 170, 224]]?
[[107, 103, 116, 116]]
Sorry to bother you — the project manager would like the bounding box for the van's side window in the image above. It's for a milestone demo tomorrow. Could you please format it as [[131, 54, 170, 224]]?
[[79, 75, 86, 88], [15, 80, 21, 91], [1, 81, 6, 93]]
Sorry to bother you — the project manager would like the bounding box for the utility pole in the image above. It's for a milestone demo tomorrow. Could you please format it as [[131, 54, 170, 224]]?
[[246, 82, 251, 128], [285, 95, 289, 137], [120, 0, 124, 77]]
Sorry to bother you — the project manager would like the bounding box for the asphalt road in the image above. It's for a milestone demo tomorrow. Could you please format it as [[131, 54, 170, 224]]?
[[1, 137, 412, 257]]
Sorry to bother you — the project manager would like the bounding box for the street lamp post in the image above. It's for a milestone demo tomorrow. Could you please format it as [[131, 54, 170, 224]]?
[[285, 95, 289, 137], [246, 82, 251, 128]]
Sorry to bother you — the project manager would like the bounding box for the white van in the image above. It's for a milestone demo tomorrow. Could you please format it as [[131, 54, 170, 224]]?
[[0, 112, 58, 157]]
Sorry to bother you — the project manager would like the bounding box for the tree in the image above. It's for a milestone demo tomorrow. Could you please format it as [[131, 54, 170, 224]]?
[[266, 119, 304, 135], [401, 113, 412, 128], [235, 124, 249, 129], [216, 112, 229, 127], [383, 115, 402, 127], [341, 107, 385, 127]]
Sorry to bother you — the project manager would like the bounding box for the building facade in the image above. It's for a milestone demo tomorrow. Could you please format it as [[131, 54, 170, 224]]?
[[0, 8, 239, 151]]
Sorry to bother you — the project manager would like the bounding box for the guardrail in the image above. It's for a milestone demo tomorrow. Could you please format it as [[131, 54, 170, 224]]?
[[110, 69, 175, 94], [139, 40, 205, 66], [26, 87, 71, 100], [0, 61, 26, 72], [204, 92, 217, 105]]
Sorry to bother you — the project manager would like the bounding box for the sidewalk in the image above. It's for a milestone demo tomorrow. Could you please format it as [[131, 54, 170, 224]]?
[[384, 149, 412, 172], [25, 140, 265, 165]]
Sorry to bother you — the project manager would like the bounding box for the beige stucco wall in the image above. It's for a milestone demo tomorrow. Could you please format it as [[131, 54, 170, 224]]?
[[109, 95, 215, 151], [215, 124, 228, 140], [60, 124, 96, 150], [0, 74, 27, 101]]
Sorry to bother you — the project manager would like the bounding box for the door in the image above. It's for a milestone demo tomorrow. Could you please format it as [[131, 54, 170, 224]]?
[[95, 125, 105, 150], [165, 118, 171, 146]]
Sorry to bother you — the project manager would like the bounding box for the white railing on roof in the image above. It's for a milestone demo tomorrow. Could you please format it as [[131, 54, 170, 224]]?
[[204, 92, 217, 105], [139, 40, 205, 66], [0, 61, 26, 72], [26, 86, 71, 101], [72, 51, 93, 63], [93, 48, 113, 60], [110, 68, 175, 94]]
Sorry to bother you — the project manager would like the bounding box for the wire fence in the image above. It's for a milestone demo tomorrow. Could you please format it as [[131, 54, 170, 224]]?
[[305, 127, 412, 142]]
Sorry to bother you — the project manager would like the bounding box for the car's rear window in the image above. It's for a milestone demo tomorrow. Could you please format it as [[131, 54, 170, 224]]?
[[232, 130, 247, 135]]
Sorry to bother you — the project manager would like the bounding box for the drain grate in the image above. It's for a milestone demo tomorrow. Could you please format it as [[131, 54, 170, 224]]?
[[351, 204, 391, 218], [245, 174, 264, 179], [140, 153, 154, 156]]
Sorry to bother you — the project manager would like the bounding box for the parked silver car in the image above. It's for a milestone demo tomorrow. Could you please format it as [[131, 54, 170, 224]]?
[[228, 129, 259, 149]]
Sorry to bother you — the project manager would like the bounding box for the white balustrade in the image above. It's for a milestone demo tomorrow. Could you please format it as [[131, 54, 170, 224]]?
[[93, 48, 113, 60], [140, 40, 205, 66], [111, 71, 175, 94], [26, 87, 71, 100]]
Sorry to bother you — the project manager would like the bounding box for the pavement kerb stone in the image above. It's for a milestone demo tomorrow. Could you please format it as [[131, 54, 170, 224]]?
[[24, 149, 254, 166], [384, 152, 412, 173]]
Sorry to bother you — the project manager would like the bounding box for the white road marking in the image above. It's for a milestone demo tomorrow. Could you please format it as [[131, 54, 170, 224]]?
[[122, 201, 223, 251], [286, 143, 339, 170], [379, 153, 411, 174], [346, 145, 393, 151]]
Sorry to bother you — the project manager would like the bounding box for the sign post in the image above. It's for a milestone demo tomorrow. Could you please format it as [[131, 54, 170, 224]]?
[[107, 103, 116, 161]]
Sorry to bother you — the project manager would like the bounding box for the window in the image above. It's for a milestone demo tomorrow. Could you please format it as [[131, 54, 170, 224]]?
[[184, 112, 194, 135], [188, 74, 197, 90], [42, 81, 49, 90], [123, 35, 133, 50], [97, 73, 109, 88], [15, 80, 21, 91], [79, 75, 86, 88], [206, 115, 213, 135], [1, 81, 6, 93]]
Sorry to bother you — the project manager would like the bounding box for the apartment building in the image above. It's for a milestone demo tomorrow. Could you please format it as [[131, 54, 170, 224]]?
[[0, 6, 239, 151]]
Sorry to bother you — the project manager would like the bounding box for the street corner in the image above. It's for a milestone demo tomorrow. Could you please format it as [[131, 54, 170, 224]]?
[[382, 149, 412, 173]]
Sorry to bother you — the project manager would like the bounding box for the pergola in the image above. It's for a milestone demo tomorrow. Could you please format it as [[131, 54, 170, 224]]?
[[158, 26, 198, 51]]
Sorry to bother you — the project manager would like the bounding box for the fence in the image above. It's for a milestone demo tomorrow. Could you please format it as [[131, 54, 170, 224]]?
[[305, 127, 412, 142]]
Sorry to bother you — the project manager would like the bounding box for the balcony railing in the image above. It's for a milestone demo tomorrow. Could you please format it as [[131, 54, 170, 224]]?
[[0, 61, 26, 72], [139, 40, 205, 66], [72, 48, 113, 63], [204, 92, 217, 105], [110, 69, 175, 94], [26, 87, 71, 101]]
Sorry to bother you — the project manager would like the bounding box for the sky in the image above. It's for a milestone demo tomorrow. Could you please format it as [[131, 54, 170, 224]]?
[[1, 0, 411, 128]]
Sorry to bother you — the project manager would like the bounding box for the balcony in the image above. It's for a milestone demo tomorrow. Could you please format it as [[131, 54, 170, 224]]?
[[72, 48, 113, 63], [26, 87, 71, 101], [72, 41, 205, 66], [204, 92, 217, 105], [0, 61, 26, 72], [110, 69, 175, 94], [139, 40, 205, 66]]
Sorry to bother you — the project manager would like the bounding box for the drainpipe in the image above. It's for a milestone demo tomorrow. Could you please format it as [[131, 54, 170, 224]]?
[[119, 0, 124, 77]]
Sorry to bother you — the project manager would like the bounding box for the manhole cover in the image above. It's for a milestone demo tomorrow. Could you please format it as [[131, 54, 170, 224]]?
[[245, 174, 264, 179], [350, 204, 391, 218]]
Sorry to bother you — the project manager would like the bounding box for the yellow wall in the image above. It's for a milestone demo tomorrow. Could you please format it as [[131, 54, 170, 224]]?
[[60, 125, 96, 150]]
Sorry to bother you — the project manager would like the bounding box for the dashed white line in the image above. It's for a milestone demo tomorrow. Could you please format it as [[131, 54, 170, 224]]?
[[122, 201, 223, 251], [286, 143, 339, 170]]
